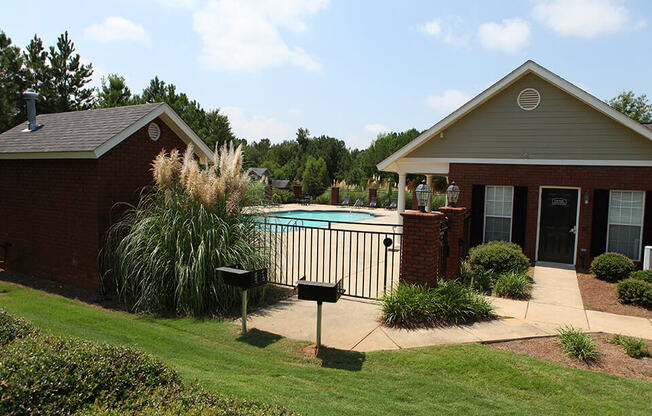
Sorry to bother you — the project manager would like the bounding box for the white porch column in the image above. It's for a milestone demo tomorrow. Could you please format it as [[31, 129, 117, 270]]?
[[397, 173, 407, 225], [425, 174, 433, 212]]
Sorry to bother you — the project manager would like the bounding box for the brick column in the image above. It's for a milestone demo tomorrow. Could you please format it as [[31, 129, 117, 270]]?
[[331, 187, 339, 205], [266, 184, 273, 199], [293, 184, 302, 199], [399, 210, 443, 287], [369, 187, 377, 201], [438, 206, 468, 280]]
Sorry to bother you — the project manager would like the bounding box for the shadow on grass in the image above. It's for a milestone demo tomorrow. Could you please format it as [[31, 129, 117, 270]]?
[[316, 346, 366, 371], [237, 328, 283, 348]]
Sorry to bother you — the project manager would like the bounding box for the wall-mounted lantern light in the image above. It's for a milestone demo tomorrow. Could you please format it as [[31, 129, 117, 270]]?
[[446, 181, 461, 207], [583, 192, 590, 205], [415, 180, 432, 212]]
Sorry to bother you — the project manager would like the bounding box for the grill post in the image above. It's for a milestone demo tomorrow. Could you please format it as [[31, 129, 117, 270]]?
[[316, 301, 322, 347], [241, 289, 248, 334]]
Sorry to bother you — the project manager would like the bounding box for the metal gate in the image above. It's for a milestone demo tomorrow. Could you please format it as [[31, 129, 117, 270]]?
[[255, 215, 402, 299]]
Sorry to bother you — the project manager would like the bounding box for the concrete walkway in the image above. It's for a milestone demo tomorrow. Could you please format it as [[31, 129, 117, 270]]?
[[247, 263, 652, 352]]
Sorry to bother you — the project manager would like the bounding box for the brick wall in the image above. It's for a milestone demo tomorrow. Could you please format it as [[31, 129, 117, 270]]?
[[449, 163, 652, 269], [0, 117, 188, 290]]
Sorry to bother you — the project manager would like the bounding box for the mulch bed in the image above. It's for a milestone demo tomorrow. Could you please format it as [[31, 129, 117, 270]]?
[[487, 333, 652, 382], [577, 273, 652, 319]]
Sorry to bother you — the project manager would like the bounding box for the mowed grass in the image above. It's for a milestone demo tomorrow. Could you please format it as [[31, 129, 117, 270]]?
[[1, 281, 651, 415]]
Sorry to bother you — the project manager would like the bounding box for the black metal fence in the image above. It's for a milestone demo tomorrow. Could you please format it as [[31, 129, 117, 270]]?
[[254, 215, 402, 299]]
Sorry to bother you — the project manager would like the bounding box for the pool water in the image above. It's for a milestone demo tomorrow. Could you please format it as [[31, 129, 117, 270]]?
[[260, 210, 375, 227]]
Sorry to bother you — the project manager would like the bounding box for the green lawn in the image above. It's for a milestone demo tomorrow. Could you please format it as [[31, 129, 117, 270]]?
[[1, 281, 650, 415]]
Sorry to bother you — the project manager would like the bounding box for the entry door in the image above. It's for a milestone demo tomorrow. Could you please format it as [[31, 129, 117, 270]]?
[[538, 188, 578, 264]]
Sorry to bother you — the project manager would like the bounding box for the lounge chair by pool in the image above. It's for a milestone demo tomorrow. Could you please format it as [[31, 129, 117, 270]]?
[[338, 195, 351, 206], [387, 198, 398, 210], [353, 197, 364, 208], [368, 197, 378, 208]]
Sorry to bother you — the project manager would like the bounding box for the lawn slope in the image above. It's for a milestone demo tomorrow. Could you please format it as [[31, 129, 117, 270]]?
[[1, 281, 650, 415]]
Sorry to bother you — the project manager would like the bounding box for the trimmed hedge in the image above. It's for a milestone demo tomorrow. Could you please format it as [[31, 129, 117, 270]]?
[[617, 278, 652, 308], [590, 253, 635, 282], [631, 270, 652, 283], [0, 308, 39, 345], [381, 281, 495, 328], [468, 241, 530, 276]]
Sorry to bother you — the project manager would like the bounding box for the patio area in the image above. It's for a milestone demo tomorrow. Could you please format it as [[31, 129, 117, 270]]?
[[246, 263, 652, 351]]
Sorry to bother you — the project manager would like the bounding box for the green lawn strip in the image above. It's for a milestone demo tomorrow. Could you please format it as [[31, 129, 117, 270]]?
[[1, 281, 650, 415]]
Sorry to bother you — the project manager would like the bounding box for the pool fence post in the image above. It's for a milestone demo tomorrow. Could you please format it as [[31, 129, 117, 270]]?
[[241, 289, 248, 334], [316, 301, 322, 347]]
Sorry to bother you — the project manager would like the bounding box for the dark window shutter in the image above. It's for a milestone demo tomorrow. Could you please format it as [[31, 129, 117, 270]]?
[[590, 189, 609, 257], [643, 191, 652, 249], [470, 185, 485, 247], [512, 186, 528, 248]]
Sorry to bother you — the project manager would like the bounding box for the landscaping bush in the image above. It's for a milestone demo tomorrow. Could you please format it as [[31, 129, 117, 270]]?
[[468, 241, 530, 276], [556, 326, 598, 363], [0, 308, 39, 345], [101, 144, 270, 316], [272, 189, 295, 204], [458, 259, 495, 294], [590, 252, 635, 282], [381, 281, 494, 328], [611, 335, 651, 359], [631, 270, 652, 283], [617, 278, 652, 308], [0, 334, 181, 416], [493, 272, 531, 300]]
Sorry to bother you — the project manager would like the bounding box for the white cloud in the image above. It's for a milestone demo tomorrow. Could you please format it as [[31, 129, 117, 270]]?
[[364, 123, 390, 135], [533, 0, 645, 38], [420, 17, 472, 49], [478, 18, 531, 53], [84, 17, 151, 44], [426, 90, 471, 114], [221, 106, 293, 142], [193, 0, 328, 71]]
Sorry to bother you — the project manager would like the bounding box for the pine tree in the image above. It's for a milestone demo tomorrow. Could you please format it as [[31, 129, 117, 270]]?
[[0, 30, 28, 131], [47, 31, 94, 111], [95, 74, 133, 108]]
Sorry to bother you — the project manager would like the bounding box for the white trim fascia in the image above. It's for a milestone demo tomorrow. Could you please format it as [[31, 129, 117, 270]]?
[[94, 103, 215, 162], [0, 151, 96, 160], [376, 60, 652, 172], [535, 186, 581, 265], [393, 157, 652, 167]]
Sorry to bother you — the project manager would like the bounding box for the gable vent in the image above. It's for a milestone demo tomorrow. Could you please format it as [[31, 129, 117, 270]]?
[[517, 88, 541, 111]]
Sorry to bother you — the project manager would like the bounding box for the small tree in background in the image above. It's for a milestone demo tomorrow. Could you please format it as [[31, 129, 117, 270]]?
[[95, 74, 133, 108], [302, 156, 329, 197], [607, 91, 652, 123]]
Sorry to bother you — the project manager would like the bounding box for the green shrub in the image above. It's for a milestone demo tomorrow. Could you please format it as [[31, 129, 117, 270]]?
[[493, 272, 531, 300], [381, 281, 494, 328], [556, 326, 598, 363], [272, 189, 295, 204], [631, 270, 652, 283], [611, 335, 651, 359], [468, 241, 530, 276], [0, 334, 181, 416], [590, 252, 635, 282], [459, 259, 495, 294], [0, 308, 39, 345], [617, 278, 652, 308]]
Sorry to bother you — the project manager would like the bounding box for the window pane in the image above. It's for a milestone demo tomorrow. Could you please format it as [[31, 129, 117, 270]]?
[[609, 191, 644, 225], [485, 217, 510, 242], [608, 224, 641, 260]]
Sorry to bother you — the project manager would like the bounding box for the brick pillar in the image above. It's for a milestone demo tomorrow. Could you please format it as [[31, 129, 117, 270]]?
[[293, 184, 302, 199], [266, 184, 273, 199], [438, 206, 468, 280], [369, 187, 377, 201], [399, 210, 443, 287], [331, 187, 339, 205], [411, 190, 418, 210]]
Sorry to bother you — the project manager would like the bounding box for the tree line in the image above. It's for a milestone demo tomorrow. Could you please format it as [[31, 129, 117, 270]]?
[[2, 29, 651, 197]]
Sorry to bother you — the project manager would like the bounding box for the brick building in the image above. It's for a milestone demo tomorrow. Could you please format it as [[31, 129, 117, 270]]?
[[379, 61, 652, 272], [0, 100, 213, 290]]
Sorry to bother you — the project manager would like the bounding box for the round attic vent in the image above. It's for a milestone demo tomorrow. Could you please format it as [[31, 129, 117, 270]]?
[[517, 88, 541, 111], [148, 122, 161, 141]]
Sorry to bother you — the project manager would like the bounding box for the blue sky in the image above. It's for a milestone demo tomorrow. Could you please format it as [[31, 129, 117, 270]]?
[[2, 0, 651, 148]]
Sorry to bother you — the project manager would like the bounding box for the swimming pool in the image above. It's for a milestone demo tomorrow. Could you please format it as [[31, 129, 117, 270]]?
[[260, 210, 376, 227]]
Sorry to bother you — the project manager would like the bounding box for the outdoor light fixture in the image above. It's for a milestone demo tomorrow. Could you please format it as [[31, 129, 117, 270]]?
[[415, 180, 432, 212], [446, 182, 460, 207], [583, 192, 590, 205]]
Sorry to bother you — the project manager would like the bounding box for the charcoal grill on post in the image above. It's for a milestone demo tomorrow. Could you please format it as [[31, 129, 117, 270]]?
[[297, 277, 345, 348], [217, 265, 267, 334]]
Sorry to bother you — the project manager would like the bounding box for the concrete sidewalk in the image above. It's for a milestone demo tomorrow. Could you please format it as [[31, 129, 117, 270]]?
[[246, 264, 652, 352]]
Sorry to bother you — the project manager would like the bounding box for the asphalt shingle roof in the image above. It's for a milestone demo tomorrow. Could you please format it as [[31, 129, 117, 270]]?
[[0, 103, 164, 154]]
